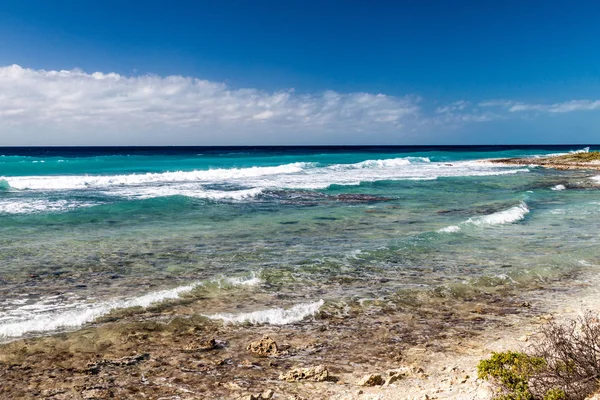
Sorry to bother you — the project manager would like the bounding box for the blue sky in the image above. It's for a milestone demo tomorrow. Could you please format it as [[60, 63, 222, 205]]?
[[0, 0, 599, 145]]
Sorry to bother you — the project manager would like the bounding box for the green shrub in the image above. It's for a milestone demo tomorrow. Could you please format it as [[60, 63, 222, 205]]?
[[542, 388, 566, 400], [478, 351, 546, 400]]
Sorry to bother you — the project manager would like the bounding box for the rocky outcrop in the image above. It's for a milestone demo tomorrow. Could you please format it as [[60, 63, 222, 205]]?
[[357, 373, 385, 386], [246, 335, 279, 357], [489, 151, 600, 171], [279, 365, 331, 382]]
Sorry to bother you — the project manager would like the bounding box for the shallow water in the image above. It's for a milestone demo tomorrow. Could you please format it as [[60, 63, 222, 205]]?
[[1, 145, 599, 340]]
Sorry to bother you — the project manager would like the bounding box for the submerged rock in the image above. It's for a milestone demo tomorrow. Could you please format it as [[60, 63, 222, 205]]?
[[279, 364, 331, 382], [246, 335, 279, 357], [334, 194, 393, 203]]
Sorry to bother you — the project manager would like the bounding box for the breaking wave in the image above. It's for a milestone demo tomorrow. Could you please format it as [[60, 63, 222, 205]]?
[[539, 147, 590, 158], [438, 202, 530, 233], [1, 157, 527, 196], [204, 300, 324, 325], [466, 202, 529, 226], [2, 163, 310, 190], [0, 199, 99, 215], [0, 274, 261, 339]]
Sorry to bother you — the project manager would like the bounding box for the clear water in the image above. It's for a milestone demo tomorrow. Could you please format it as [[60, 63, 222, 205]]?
[[1, 146, 599, 339]]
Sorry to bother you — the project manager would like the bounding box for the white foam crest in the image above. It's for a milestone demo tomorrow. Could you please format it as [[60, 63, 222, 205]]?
[[0, 158, 530, 212], [551, 184, 566, 191], [0, 272, 262, 338], [211, 272, 262, 288], [205, 300, 324, 325], [344, 157, 430, 169], [0, 199, 98, 214], [2, 162, 310, 190], [572, 147, 590, 154], [2, 158, 526, 193], [437, 225, 461, 233], [0, 282, 200, 338], [438, 202, 530, 234], [111, 186, 264, 201], [466, 202, 529, 226], [540, 147, 590, 158]]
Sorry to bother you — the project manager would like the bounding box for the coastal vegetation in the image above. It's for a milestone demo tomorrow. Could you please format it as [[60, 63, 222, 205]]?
[[555, 151, 600, 163], [478, 312, 600, 400], [490, 150, 600, 170]]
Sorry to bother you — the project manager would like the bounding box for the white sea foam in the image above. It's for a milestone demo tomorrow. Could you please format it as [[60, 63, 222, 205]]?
[[1, 157, 526, 192], [345, 157, 430, 169], [211, 272, 262, 288], [551, 184, 566, 191], [0, 199, 98, 214], [540, 147, 590, 158], [205, 300, 324, 325], [0, 283, 199, 338], [111, 186, 265, 201], [0, 273, 261, 339], [3, 162, 309, 190], [437, 225, 461, 233], [438, 202, 530, 234], [466, 202, 529, 226], [0, 157, 529, 212]]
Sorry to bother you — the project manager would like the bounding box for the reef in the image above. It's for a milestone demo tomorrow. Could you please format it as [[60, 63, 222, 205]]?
[[489, 151, 600, 171]]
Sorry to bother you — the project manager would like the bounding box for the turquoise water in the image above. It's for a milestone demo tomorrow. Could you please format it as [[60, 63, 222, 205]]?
[[1, 146, 599, 339]]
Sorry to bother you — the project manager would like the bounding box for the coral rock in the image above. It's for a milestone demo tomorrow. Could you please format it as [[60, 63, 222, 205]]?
[[246, 335, 279, 357], [357, 373, 385, 387], [279, 365, 331, 382]]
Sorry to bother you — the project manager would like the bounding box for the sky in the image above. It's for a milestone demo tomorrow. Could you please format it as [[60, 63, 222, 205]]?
[[0, 0, 599, 145]]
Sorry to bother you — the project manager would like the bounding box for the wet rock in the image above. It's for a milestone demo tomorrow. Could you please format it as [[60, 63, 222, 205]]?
[[357, 373, 385, 386], [182, 338, 221, 352], [244, 390, 274, 400], [246, 335, 279, 357], [279, 364, 332, 382], [86, 353, 149, 374]]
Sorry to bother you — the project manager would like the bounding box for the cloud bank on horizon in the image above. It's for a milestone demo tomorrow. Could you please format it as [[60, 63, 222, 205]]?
[[1, 64, 599, 145]]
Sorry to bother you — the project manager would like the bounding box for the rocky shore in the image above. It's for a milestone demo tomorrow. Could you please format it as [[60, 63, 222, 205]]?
[[489, 150, 600, 170], [2, 271, 599, 400]]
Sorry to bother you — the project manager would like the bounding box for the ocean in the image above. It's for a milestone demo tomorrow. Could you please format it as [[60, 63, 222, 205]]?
[[1, 145, 599, 341]]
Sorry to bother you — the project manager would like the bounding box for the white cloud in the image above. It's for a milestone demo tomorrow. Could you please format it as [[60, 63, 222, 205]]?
[[435, 100, 469, 114], [0, 64, 422, 144], [2, 64, 598, 145], [479, 99, 600, 113], [509, 100, 600, 113]]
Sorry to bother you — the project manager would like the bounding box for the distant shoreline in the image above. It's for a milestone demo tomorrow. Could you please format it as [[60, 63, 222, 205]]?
[[489, 150, 600, 171]]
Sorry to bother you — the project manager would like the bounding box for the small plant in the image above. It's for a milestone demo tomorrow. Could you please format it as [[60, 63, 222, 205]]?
[[478, 312, 600, 400], [542, 388, 566, 400], [478, 351, 545, 400]]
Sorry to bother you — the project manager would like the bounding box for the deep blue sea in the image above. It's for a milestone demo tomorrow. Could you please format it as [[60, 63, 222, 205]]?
[[1, 145, 599, 340]]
